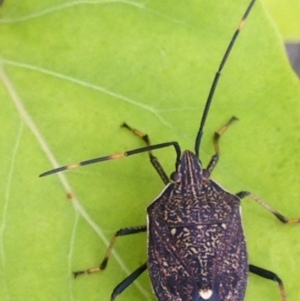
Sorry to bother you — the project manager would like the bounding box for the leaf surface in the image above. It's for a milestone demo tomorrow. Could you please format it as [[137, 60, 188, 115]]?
[[0, 1, 299, 301]]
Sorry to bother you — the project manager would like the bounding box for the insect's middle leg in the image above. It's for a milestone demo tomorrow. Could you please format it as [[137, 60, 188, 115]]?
[[237, 191, 300, 224], [121, 122, 170, 184], [249, 264, 287, 301], [73, 225, 147, 278], [206, 116, 238, 175]]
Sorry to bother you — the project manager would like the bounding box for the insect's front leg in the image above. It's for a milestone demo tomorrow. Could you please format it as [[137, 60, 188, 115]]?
[[249, 264, 287, 301], [236, 191, 300, 224], [205, 116, 238, 175], [121, 122, 170, 184], [73, 225, 147, 278]]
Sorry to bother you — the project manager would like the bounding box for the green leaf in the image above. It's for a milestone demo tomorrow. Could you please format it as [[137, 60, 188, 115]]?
[[262, 0, 300, 40], [0, 1, 299, 301]]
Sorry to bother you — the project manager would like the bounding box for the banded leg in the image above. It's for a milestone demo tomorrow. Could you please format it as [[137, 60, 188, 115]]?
[[111, 263, 147, 301], [249, 264, 287, 301], [206, 116, 238, 175], [121, 122, 170, 184], [74, 226, 147, 278], [236, 191, 300, 224]]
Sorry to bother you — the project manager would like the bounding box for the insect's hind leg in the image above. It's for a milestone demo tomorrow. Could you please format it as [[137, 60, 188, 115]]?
[[111, 263, 147, 301], [206, 116, 238, 175], [121, 122, 170, 184], [236, 191, 300, 224], [249, 264, 287, 301], [73, 225, 147, 278]]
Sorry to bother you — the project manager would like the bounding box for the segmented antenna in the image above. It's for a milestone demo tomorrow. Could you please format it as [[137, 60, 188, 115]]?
[[194, 0, 256, 157], [40, 1, 257, 177]]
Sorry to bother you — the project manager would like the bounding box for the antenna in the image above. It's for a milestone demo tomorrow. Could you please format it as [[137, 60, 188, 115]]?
[[194, 0, 256, 157], [40, 1, 257, 178]]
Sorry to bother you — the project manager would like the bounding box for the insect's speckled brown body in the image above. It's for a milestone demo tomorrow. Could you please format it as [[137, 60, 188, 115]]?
[[148, 151, 248, 301]]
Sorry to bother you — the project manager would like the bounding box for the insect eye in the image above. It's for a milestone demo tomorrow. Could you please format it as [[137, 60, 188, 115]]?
[[170, 171, 181, 183], [203, 169, 210, 179]]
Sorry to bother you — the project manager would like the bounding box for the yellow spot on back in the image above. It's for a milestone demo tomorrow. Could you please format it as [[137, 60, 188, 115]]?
[[199, 289, 213, 300]]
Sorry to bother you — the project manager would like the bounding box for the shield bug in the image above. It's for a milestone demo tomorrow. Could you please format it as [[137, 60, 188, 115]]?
[[40, 0, 300, 300]]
